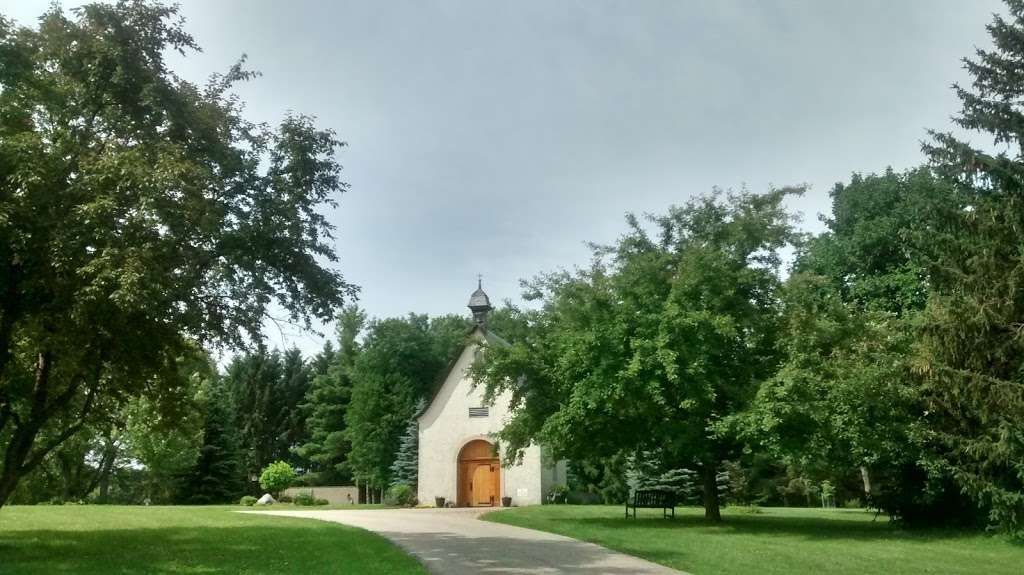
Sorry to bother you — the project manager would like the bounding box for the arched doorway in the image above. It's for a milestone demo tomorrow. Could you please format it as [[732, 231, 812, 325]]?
[[457, 439, 500, 507]]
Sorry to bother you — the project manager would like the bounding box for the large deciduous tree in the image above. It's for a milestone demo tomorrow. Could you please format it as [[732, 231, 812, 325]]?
[[345, 314, 467, 491], [747, 170, 981, 525], [472, 188, 800, 521], [0, 2, 354, 507], [921, 0, 1024, 537]]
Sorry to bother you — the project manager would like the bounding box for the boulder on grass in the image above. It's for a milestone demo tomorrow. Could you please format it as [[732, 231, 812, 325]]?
[[256, 493, 276, 505]]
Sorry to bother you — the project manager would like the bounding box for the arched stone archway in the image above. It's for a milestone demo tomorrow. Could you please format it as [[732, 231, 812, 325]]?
[[457, 439, 500, 507]]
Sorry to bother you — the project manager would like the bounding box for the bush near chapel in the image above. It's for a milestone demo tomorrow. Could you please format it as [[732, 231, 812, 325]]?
[[259, 461, 296, 496], [385, 484, 417, 507]]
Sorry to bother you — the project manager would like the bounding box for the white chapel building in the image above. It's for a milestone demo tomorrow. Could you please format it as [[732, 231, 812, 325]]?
[[417, 282, 566, 507]]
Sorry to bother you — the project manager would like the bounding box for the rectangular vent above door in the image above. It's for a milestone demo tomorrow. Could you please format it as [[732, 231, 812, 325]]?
[[468, 407, 489, 418]]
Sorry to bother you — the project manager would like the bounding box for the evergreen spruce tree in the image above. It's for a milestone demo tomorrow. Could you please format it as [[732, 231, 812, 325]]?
[[625, 449, 700, 504], [625, 450, 663, 494], [922, 0, 1024, 538], [388, 401, 422, 488], [655, 468, 700, 505], [178, 379, 244, 504], [297, 307, 365, 484]]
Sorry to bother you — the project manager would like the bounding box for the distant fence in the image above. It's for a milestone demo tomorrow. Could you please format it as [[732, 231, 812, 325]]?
[[282, 486, 359, 505]]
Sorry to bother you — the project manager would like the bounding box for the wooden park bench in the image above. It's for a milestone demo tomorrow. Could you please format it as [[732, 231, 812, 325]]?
[[625, 489, 675, 519]]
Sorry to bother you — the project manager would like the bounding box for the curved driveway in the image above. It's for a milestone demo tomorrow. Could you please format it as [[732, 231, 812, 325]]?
[[245, 507, 684, 574]]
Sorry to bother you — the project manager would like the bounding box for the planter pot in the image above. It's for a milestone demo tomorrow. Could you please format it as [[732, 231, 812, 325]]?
[[434, 496, 446, 508], [501, 496, 512, 507]]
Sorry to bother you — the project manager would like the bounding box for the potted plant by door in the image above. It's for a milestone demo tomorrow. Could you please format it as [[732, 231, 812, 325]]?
[[501, 496, 512, 507], [434, 496, 446, 508]]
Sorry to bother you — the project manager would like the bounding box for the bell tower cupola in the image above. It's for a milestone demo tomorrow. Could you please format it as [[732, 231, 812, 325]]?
[[467, 276, 493, 328]]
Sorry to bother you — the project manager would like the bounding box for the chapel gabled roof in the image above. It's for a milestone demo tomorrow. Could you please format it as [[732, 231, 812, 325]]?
[[416, 281, 509, 419], [415, 323, 510, 420]]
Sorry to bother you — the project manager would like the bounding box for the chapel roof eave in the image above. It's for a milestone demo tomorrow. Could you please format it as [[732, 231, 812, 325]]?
[[415, 323, 508, 420]]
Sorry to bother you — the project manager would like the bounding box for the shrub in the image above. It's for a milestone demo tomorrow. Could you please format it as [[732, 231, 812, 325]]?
[[278, 494, 293, 503], [844, 497, 863, 509], [239, 495, 257, 506], [385, 484, 416, 507], [548, 484, 569, 504], [291, 491, 329, 506], [259, 461, 296, 496]]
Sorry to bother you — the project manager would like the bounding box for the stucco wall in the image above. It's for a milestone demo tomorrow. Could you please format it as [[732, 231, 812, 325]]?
[[418, 335, 547, 506], [281, 485, 358, 505]]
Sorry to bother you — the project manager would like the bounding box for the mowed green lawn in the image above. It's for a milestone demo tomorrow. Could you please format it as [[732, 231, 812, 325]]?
[[483, 505, 1023, 575], [0, 505, 426, 574]]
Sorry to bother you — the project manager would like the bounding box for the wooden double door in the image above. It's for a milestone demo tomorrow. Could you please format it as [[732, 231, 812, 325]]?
[[457, 440, 500, 507]]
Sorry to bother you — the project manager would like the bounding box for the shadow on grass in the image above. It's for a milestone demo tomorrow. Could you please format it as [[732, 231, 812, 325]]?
[[0, 522, 417, 575], [540, 509, 984, 544]]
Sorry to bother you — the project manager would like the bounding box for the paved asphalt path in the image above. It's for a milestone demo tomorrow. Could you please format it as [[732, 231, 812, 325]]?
[[245, 507, 685, 574]]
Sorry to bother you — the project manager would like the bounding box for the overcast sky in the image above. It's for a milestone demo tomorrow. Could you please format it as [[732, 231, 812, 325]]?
[[1, 0, 1005, 356]]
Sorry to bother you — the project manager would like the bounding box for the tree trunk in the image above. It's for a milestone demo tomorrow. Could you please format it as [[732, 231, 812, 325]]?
[[94, 434, 119, 503], [0, 261, 21, 386], [702, 463, 722, 522], [0, 352, 95, 510], [0, 352, 52, 509], [860, 466, 872, 497]]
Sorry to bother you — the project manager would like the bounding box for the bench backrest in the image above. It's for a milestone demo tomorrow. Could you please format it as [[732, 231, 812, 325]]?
[[632, 489, 674, 507]]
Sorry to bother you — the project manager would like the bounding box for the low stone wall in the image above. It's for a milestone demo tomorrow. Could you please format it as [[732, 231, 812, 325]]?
[[282, 485, 359, 505]]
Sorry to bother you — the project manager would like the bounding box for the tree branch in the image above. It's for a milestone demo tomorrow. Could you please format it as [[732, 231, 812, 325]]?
[[19, 387, 97, 475]]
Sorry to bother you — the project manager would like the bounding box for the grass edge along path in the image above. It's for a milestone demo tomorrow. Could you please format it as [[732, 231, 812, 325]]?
[[482, 504, 1023, 575], [0, 505, 427, 575]]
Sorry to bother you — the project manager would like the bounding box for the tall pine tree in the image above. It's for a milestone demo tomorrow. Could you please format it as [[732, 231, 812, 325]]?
[[225, 348, 312, 483], [178, 379, 244, 504], [922, 0, 1024, 538], [297, 307, 365, 484]]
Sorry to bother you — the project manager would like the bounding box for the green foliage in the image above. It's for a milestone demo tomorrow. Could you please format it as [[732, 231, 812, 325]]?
[[384, 483, 416, 507], [472, 187, 801, 521], [921, 0, 1024, 539], [345, 314, 468, 487], [178, 378, 244, 504], [120, 349, 211, 503], [0, 1, 354, 507], [548, 483, 569, 504], [291, 491, 328, 506], [388, 402, 421, 488], [225, 348, 312, 482], [745, 169, 979, 524], [239, 495, 257, 506], [259, 461, 296, 496], [567, 455, 630, 504], [297, 307, 365, 484]]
